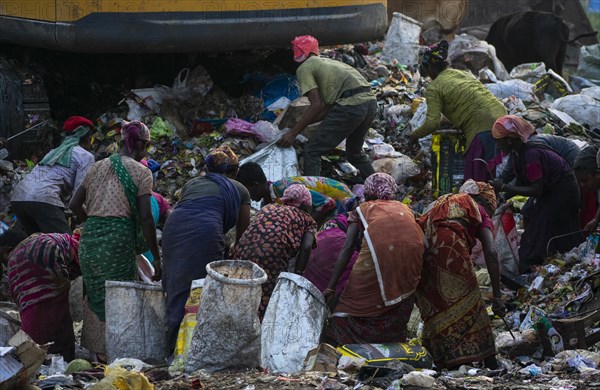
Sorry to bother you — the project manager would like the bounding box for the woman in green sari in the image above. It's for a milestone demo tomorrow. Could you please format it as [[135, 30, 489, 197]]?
[[70, 120, 161, 361]]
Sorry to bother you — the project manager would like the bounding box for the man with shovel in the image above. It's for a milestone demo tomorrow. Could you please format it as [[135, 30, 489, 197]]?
[[11, 116, 95, 235]]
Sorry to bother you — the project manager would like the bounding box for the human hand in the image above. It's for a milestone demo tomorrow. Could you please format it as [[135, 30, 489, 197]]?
[[585, 218, 599, 234], [277, 131, 297, 148], [492, 297, 506, 317], [323, 288, 336, 311], [152, 261, 162, 282]]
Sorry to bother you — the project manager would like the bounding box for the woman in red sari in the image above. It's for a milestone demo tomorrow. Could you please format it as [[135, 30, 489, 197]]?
[[416, 183, 503, 369]]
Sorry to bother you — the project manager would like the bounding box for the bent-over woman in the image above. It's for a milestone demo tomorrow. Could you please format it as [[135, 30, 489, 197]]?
[[416, 184, 503, 369], [490, 115, 584, 272], [231, 184, 317, 319], [8, 232, 81, 361], [324, 173, 424, 345], [161, 146, 251, 353]]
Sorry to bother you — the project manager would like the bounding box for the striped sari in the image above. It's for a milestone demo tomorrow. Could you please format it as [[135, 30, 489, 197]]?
[[416, 193, 496, 368], [8, 233, 80, 358]]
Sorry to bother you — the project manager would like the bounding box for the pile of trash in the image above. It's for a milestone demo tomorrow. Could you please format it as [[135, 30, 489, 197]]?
[[2, 12, 600, 389]]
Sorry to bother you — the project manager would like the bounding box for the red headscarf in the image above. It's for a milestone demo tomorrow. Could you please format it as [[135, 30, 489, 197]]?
[[63, 116, 93, 133], [492, 115, 536, 143], [291, 35, 320, 63]]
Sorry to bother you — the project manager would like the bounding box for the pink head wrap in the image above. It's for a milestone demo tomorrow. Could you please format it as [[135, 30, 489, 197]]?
[[291, 35, 320, 63], [492, 115, 536, 143], [280, 184, 312, 208], [121, 120, 150, 153], [364, 173, 397, 200]]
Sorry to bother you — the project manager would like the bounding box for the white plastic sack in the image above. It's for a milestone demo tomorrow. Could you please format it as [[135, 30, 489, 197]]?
[[492, 208, 520, 276], [551, 92, 600, 128], [373, 156, 420, 184], [509, 63, 546, 84], [105, 281, 168, 364], [383, 12, 423, 66], [240, 142, 300, 209], [577, 45, 600, 81], [185, 260, 267, 373], [261, 273, 328, 374], [486, 80, 537, 102]]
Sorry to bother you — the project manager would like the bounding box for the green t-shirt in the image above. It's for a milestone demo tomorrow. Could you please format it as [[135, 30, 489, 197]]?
[[296, 56, 375, 106], [411, 68, 507, 149]]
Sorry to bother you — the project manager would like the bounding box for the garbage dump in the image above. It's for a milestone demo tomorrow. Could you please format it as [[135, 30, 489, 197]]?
[[2, 16, 600, 389]]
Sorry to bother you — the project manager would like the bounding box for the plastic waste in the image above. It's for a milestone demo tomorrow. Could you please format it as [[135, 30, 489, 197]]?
[[520, 307, 547, 332], [0, 303, 20, 345], [409, 101, 427, 131], [108, 358, 152, 372], [370, 143, 402, 160], [170, 279, 203, 373], [303, 343, 338, 372], [261, 273, 328, 374], [551, 88, 600, 128], [518, 364, 542, 376], [577, 44, 600, 81], [337, 340, 433, 369], [64, 359, 93, 375], [105, 281, 168, 364], [48, 355, 67, 376], [383, 12, 423, 66], [372, 156, 420, 184], [90, 366, 153, 390], [401, 371, 435, 388], [509, 62, 546, 84], [486, 79, 537, 102], [495, 329, 539, 356], [448, 34, 509, 81], [185, 260, 267, 373]]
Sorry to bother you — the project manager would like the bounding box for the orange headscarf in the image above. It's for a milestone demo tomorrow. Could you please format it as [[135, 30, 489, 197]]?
[[291, 35, 320, 63], [492, 115, 536, 143], [459, 179, 497, 212]]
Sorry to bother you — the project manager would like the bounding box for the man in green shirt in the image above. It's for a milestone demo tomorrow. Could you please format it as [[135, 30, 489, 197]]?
[[410, 41, 507, 181], [277, 35, 376, 180]]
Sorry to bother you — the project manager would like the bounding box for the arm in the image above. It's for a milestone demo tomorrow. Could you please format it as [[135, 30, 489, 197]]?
[[585, 206, 600, 233], [498, 157, 516, 184], [236, 204, 251, 242], [137, 194, 161, 280], [277, 89, 327, 147], [410, 88, 443, 140], [69, 186, 87, 223], [159, 208, 173, 225], [498, 179, 544, 198], [478, 226, 505, 316], [326, 222, 359, 294], [294, 232, 315, 274]]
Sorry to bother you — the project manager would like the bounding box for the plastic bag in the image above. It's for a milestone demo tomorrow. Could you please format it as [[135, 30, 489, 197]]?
[[510, 63, 547, 84], [372, 156, 420, 184], [577, 44, 600, 81], [409, 101, 428, 131], [383, 12, 423, 66], [261, 273, 328, 374], [337, 340, 433, 369], [551, 92, 600, 128], [170, 279, 203, 373], [90, 366, 153, 390], [401, 371, 436, 388], [185, 260, 267, 373], [251, 121, 280, 143], [370, 143, 402, 160], [492, 207, 520, 276], [486, 79, 537, 102], [240, 142, 300, 193], [105, 281, 168, 364]]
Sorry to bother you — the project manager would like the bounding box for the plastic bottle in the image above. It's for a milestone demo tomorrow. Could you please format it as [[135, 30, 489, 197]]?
[[535, 316, 564, 355]]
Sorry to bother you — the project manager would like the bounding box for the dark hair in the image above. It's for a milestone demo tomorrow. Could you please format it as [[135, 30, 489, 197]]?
[[574, 145, 599, 175], [79, 128, 93, 145], [236, 162, 267, 187]]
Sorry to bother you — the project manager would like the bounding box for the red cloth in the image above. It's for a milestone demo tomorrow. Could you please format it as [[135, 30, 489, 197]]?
[[291, 35, 319, 62], [63, 116, 93, 133]]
